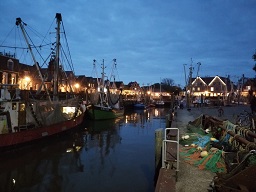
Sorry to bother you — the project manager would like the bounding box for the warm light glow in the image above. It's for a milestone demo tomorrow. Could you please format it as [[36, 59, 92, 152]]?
[[63, 107, 76, 114], [74, 83, 80, 88], [154, 109, 159, 117], [24, 76, 30, 81]]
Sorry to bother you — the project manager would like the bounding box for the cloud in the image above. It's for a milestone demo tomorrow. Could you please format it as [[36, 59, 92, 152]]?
[[1, 0, 256, 87]]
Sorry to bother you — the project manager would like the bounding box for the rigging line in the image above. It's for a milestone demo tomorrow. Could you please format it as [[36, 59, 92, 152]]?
[[0, 43, 53, 49], [113, 59, 120, 81], [0, 25, 16, 46], [16, 26, 26, 58], [40, 17, 55, 47], [61, 21, 74, 73], [26, 24, 52, 47], [17, 20, 53, 66], [40, 51, 52, 68], [60, 46, 74, 72], [23, 27, 48, 66], [93, 60, 100, 86], [109, 59, 116, 81]]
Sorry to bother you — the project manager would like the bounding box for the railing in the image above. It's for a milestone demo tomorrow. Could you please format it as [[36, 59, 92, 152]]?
[[162, 127, 179, 181]]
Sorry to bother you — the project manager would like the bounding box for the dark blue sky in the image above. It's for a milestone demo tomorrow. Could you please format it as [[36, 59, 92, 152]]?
[[1, 0, 256, 87]]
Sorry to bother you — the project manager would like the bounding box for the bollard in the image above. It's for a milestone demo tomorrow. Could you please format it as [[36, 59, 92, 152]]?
[[165, 114, 170, 127], [155, 128, 163, 168]]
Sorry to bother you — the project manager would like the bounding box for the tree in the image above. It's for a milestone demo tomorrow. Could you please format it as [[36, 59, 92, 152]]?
[[161, 78, 182, 95], [253, 52, 256, 72], [162, 78, 175, 86]]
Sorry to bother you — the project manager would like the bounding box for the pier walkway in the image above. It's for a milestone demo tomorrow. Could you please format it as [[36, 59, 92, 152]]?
[[155, 104, 250, 192]]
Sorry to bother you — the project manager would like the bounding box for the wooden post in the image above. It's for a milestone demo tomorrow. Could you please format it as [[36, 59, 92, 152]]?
[[166, 114, 170, 128], [155, 128, 163, 168]]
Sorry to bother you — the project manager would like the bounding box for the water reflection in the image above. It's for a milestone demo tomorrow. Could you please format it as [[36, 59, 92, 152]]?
[[0, 108, 169, 192]]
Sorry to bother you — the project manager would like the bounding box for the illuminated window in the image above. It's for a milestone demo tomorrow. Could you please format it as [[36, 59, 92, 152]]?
[[3, 73, 7, 84], [210, 87, 214, 91], [12, 103, 17, 110], [19, 103, 26, 111], [11, 74, 16, 84]]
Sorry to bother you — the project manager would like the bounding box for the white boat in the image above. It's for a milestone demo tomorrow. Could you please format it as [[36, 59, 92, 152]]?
[[155, 78, 165, 107]]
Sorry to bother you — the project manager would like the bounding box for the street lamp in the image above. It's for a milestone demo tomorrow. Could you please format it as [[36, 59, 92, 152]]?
[[74, 83, 80, 93], [24, 76, 31, 90]]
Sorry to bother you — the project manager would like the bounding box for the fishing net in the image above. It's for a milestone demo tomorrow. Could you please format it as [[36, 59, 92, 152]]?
[[195, 149, 226, 173], [29, 97, 80, 126], [180, 146, 226, 173], [180, 114, 226, 173]]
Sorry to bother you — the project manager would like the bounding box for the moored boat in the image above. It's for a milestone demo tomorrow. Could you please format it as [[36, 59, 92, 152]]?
[[133, 102, 146, 109], [155, 100, 165, 107], [0, 13, 85, 150], [86, 59, 124, 120], [155, 78, 165, 107]]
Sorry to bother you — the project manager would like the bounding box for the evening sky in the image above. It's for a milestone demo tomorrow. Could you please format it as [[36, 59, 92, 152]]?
[[1, 0, 256, 87]]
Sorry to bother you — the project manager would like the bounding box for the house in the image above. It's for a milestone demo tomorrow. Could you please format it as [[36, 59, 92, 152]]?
[[109, 81, 124, 95], [0, 54, 80, 95], [190, 76, 234, 97], [0, 53, 19, 87], [240, 77, 256, 103], [187, 75, 236, 105], [122, 81, 143, 100]]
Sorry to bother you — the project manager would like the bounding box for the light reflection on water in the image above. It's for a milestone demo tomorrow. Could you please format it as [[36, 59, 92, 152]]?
[[0, 108, 169, 192]]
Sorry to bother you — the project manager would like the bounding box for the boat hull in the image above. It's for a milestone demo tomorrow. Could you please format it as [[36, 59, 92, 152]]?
[[133, 103, 146, 109], [86, 105, 123, 120], [155, 104, 165, 108], [0, 113, 84, 150]]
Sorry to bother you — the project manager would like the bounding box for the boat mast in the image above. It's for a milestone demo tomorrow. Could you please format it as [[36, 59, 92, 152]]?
[[188, 58, 193, 109], [160, 77, 162, 101], [53, 13, 62, 101], [100, 59, 107, 106], [15, 17, 52, 102]]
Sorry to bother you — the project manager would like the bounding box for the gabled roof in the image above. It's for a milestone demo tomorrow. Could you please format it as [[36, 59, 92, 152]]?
[[209, 76, 226, 86], [191, 77, 207, 85], [190, 75, 234, 91]]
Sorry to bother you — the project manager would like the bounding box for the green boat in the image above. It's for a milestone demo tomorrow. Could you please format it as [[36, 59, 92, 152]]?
[[86, 59, 124, 120], [87, 105, 124, 120]]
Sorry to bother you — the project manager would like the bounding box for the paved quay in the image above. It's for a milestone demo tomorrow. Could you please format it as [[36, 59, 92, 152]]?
[[155, 104, 251, 192]]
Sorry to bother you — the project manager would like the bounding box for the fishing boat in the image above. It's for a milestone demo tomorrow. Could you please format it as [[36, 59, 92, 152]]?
[[155, 78, 165, 107], [133, 102, 146, 109], [86, 59, 124, 120], [0, 13, 85, 150], [155, 100, 165, 107]]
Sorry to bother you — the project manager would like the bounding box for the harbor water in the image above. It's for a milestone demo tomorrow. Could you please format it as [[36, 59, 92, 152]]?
[[0, 108, 170, 192]]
